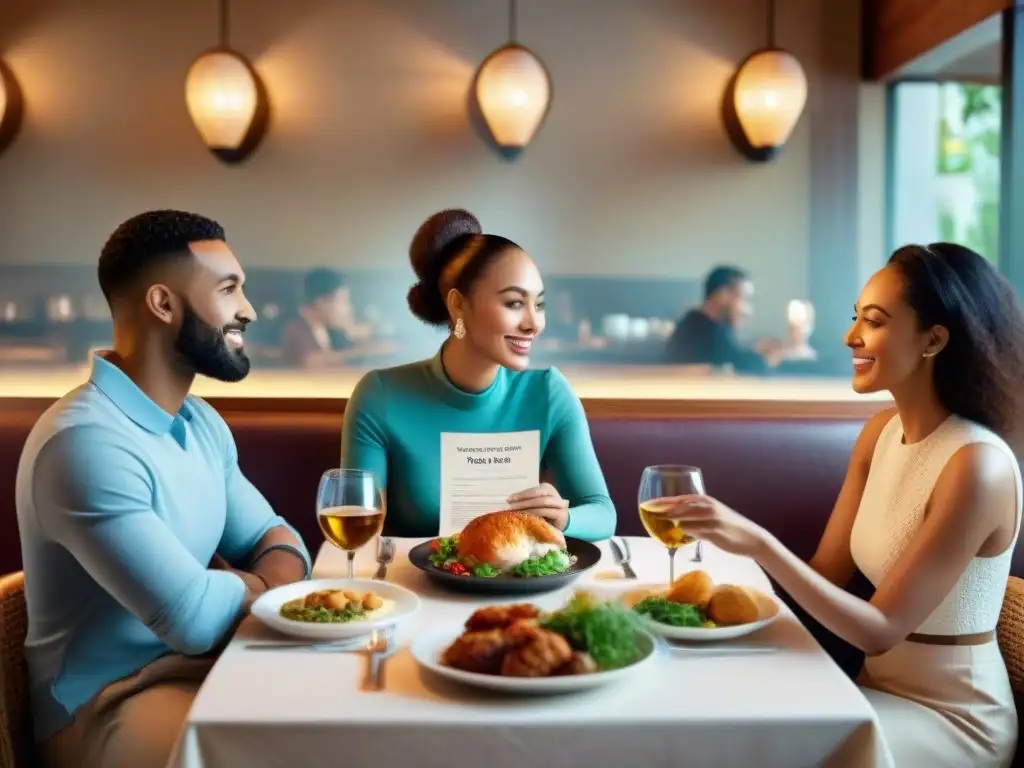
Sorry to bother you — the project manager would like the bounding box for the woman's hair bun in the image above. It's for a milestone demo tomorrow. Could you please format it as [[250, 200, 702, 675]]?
[[406, 209, 482, 326], [406, 281, 451, 326], [409, 209, 482, 280]]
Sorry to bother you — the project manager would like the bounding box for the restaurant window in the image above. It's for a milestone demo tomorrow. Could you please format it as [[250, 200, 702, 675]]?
[[889, 81, 1002, 263]]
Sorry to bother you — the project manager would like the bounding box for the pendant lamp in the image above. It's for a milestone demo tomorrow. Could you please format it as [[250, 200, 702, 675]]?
[[471, 0, 552, 160], [0, 58, 24, 157], [185, 0, 269, 164], [722, 0, 807, 162]]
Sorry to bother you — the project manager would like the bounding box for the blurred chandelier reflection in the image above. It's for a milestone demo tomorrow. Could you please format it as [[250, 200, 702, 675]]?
[[185, 0, 268, 164], [473, 0, 551, 159]]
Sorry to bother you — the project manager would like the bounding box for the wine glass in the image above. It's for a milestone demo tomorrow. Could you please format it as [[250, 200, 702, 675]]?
[[638, 465, 705, 585], [316, 469, 386, 580]]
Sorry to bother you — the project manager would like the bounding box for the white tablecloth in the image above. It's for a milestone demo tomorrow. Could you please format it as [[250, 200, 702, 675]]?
[[172, 537, 889, 768]]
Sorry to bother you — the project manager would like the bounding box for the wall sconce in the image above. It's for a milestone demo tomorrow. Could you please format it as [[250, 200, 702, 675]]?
[[471, 0, 552, 160], [0, 58, 24, 157], [722, 0, 807, 162], [185, 0, 269, 165]]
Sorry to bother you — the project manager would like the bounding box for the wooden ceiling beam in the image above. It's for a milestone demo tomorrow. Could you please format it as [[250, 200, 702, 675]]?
[[863, 0, 1013, 80]]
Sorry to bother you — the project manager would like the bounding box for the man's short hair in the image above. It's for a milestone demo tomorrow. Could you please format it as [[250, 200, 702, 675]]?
[[98, 210, 225, 305], [303, 267, 345, 304], [704, 265, 748, 299]]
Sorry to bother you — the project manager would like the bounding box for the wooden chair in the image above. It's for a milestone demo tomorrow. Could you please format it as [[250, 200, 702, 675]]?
[[998, 576, 1024, 768], [0, 572, 30, 768]]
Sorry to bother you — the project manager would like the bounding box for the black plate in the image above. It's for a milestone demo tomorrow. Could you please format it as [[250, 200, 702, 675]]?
[[408, 537, 602, 595]]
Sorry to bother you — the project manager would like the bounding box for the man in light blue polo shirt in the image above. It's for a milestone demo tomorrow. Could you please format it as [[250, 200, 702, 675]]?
[[15, 210, 312, 768]]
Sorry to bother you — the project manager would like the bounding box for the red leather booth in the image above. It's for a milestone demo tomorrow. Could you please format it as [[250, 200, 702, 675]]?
[[7, 396, 1014, 578]]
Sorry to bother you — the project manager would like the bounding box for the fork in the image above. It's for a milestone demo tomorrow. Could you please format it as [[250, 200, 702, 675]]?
[[691, 540, 704, 563], [610, 537, 637, 580], [374, 537, 395, 580], [365, 627, 394, 690]]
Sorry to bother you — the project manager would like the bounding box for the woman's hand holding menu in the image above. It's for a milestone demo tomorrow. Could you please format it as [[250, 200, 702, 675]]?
[[506, 483, 570, 530]]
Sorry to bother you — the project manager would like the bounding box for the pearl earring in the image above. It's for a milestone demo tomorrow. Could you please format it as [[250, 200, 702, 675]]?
[[453, 317, 466, 340]]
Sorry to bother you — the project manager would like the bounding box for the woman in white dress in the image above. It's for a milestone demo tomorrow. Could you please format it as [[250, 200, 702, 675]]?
[[666, 243, 1024, 767]]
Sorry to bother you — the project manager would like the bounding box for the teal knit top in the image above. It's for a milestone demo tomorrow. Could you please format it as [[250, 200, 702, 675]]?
[[341, 349, 616, 541]]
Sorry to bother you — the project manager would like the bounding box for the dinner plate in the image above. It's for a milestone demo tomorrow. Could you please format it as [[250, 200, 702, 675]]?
[[410, 625, 656, 694], [619, 585, 779, 642], [407, 537, 602, 595], [251, 578, 421, 640]]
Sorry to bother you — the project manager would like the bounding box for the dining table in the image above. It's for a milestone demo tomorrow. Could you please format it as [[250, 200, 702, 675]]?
[[169, 536, 891, 768]]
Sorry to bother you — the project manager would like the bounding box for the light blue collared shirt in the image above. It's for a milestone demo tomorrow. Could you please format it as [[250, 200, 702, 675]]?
[[15, 353, 310, 741]]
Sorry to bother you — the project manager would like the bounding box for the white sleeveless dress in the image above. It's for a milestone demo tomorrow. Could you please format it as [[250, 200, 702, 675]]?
[[849, 413, 1021, 767]]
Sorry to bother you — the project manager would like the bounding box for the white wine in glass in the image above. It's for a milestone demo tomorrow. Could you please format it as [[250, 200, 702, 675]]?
[[316, 469, 385, 580], [638, 465, 704, 585]]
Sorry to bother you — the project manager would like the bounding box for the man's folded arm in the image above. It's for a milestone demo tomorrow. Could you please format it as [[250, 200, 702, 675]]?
[[214, 424, 312, 588], [34, 425, 252, 656]]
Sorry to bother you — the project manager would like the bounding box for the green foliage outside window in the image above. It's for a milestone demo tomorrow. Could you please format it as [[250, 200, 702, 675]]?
[[935, 83, 1001, 263]]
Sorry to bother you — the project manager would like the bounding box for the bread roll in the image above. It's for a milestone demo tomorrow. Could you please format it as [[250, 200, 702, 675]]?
[[666, 569, 714, 610], [707, 584, 779, 625], [743, 586, 779, 619], [707, 584, 759, 625]]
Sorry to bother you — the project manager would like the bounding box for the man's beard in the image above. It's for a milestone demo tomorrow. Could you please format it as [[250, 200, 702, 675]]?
[[174, 304, 251, 382]]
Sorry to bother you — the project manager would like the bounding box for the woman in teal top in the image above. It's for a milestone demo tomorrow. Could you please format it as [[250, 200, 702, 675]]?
[[342, 209, 616, 541]]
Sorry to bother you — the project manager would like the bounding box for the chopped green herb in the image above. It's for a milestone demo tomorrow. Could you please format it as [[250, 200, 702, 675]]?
[[472, 563, 501, 577], [513, 550, 571, 577], [280, 605, 367, 623], [632, 596, 715, 628]]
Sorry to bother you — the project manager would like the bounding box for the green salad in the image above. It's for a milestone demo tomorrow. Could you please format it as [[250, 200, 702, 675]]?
[[632, 596, 717, 628], [541, 592, 646, 670], [428, 535, 574, 578], [513, 550, 572, 577]]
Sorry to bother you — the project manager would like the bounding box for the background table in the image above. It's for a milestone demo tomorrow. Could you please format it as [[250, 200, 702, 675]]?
[[172, 537, 889, 768]]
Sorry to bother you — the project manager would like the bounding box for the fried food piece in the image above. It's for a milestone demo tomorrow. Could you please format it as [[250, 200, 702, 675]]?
[[324, 591, 355, 611], [743, 587, 779, 619], [301, 590, 332, 609], [464, 603, 541, 632], [554, 651, 599, 676], [666, 570, 714, 610], [457, 510, 566, 571], [362, 592, 383, 610], [500, 622, 573, 677], [503, 618, 545, 644], [440, 629, 512, 675], [707, 584, 760, 625]]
